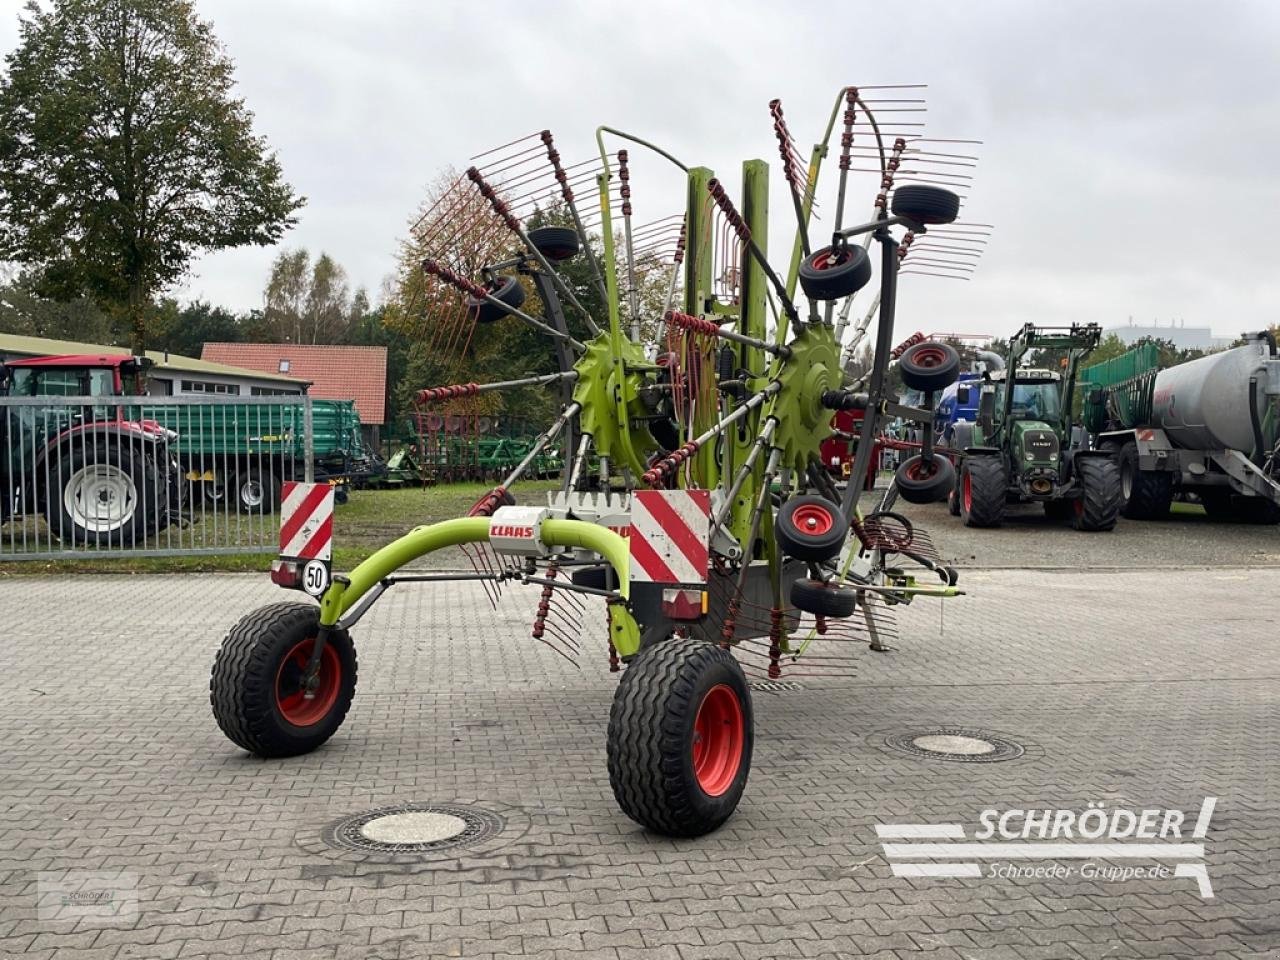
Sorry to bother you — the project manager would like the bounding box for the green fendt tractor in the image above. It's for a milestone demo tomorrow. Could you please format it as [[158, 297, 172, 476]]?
[[949, 322, 1121, 530]]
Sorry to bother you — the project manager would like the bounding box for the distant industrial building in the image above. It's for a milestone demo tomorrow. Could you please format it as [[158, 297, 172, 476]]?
[[1105, 320, 1234, 351]]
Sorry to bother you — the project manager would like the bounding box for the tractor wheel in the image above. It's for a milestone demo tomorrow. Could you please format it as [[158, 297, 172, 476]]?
[[1072, 457, 1121, 531], [607, 639, 752, 837], [775, 495, 848, 561], [528, 225, 580, 262], [1118, 441, 1172, 520], [466, 275, 525, 324], [895, 454, 955, 504], [890, 184, 961, 225], [797, 244, 872, 301], [790, 578, 857, 618], [210, 602, 357, 758], [960, 456, 1006, 528], [898, 342, 961, 393], [46, 443, 162, 547], [235, 465, 283, 514], [947, 470, 962, 516]]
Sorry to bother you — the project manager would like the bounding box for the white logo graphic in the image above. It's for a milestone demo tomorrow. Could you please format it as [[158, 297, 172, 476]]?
[[877, 797, 1216, 898]]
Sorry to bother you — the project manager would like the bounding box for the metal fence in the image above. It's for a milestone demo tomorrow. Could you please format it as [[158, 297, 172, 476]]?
[[0, 395, 316, 560]]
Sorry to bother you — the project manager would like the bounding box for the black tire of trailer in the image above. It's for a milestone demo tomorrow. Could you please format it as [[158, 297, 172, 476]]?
[[1072, 456, 1121, 531], [1117, 441, 1172, 520], [210, 602, 357, 758], [607, 638, 752, 837], [44, 441, 163, 547], [235, 463, 284, 514]]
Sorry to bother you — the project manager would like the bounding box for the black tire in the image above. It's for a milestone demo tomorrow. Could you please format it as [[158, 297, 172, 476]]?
[[790, 578, 857, 618], [960, 456, 1006, 527], [607, 639, 752, 837], [798, 244, 873, 301], [898, 342, 961, 393], [528, 225, 580, 262], [45, 442, 162, 546], [210, 602, 357, 758], [235, 465, 283, 514], [1230, 496, 1280, 525], [890, 184, 961, 225], [947, 470, 962, 516], [466, 275, 526, 324], [1118, 441, 1172, 520], [775, 495, 848, 561], [1072, 456, 1121, 531], [895, 454, 955, 504], [1198, 488, 1234, 520]]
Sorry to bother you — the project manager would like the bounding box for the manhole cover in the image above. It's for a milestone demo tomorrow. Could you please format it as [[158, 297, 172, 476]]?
[[883, 727, 1024, 763], [750, 680, 805, 692], [322, 803, 504, 855]]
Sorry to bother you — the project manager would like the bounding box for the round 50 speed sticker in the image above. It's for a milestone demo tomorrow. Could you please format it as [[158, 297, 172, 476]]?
[[302, 559, 331, 597]]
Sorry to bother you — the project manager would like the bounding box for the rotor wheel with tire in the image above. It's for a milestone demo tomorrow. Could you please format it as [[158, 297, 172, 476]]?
[[960, 456, 1006, 528], [775, 495, 848, 561], [1072, 456, 1121, 531], [797, 244, 873, 301], [236, 464, 283, 514], [607, 638, 752, 837], [1117, 441, 1172, 520], [895, 454, 955, 504], [890, 184, 961, 225], [528, 225, 580, 262], [898, 342, 961, 393], [790, 578, 857, 618], [466, 275, 526, 324], [46, 442, 162, 546], [210, 602, 357, 758]]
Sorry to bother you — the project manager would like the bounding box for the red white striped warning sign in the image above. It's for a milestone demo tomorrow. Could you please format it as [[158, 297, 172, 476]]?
[[629, 490, 710, 585], [279, 482, 334, 561]]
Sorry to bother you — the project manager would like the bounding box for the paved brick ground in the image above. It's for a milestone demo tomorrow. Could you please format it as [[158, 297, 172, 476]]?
[[1, 566, 1277, 960]]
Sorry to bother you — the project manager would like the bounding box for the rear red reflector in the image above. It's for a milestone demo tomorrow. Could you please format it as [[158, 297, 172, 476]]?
[[271, 559, 303, 589]]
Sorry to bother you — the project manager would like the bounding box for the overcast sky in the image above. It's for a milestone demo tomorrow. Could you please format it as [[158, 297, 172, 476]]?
[[3, 0, 1278, 341]]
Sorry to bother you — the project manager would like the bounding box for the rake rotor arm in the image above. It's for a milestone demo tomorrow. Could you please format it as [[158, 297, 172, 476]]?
[[415, 370, 579, 406], [641, 381, 781, 487], [421, 259, 587, 351], [464, 167, 602, 337], [663, 310, 791, 358], [499, 401, 582, 491]]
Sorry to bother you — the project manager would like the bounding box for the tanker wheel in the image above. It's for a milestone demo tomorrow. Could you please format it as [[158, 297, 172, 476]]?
[[210, 602, 357, 758], [607, 639, 752, 837], [1118, 441, 1172, 520]]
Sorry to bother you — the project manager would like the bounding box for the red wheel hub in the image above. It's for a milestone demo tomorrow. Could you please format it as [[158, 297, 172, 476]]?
[[791, 503, 834, 536], [812, 248, 850, 271], [910, 345, 947, 368], [275, 638, 341, 727], [905, 458, 937, 480], [691, 684, 745, 796]]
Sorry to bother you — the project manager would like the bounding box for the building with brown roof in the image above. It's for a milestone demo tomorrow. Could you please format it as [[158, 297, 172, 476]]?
[[202, 344, 388, 437]]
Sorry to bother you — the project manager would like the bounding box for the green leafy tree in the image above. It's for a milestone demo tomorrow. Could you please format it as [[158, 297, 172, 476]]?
[[0, 268, 116, 342], [261, 249, 364, 344], [0, 0, 303, 354]]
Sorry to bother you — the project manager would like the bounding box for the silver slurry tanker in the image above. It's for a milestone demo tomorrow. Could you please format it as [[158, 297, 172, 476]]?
[[1152, 338, 1277, 453], [1086, 331, 1280, 523]]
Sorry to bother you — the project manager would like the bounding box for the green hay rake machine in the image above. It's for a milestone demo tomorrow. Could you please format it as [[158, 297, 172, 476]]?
[[211, 86, 989, 836]]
